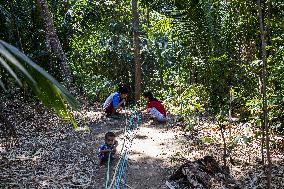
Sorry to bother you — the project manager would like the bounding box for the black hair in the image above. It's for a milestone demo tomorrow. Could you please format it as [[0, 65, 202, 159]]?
[[118, 85, 128, 94], [143, 91, 158, 101], [105, 132, 116, 140]]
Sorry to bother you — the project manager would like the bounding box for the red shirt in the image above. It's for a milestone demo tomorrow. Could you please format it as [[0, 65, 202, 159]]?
[[147, 100, 166, 116]]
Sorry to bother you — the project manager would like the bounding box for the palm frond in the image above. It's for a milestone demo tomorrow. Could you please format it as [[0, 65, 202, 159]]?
[[0, 43, 36, 84], [0, 56, 23, 86], [0, 40, 80, 126], [0, 78, 7, 92]]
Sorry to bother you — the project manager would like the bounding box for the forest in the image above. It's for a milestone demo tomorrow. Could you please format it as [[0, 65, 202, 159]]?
[[0, 0, 283, 188]]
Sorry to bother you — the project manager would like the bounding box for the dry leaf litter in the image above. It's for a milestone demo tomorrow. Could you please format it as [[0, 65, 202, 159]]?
[[0, 95, 283, 189]]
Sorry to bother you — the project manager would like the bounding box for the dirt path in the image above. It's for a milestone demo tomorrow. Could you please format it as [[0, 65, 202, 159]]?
[[92, 113, 183, 189], [1, 100, 284, 188], [0, 102, 182, 189], [107, 120, 182, 189]]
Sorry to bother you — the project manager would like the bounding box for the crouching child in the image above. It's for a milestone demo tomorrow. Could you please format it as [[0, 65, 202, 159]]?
[[97, 132, 118, 166]]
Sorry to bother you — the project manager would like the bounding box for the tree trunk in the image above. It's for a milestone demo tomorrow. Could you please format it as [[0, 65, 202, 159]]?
[[131, 0, 142, 102], [257, 0, 271, 188], [36, 0, 72, 83], [9, 0, 24, 52], [220, 124, 227, 167]]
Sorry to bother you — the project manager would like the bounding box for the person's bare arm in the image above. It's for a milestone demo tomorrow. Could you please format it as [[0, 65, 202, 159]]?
[[141, 107, 151, 114]]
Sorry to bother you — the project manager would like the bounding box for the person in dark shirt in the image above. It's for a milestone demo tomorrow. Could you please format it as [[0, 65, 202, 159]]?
[[142, 91, 167, 123]]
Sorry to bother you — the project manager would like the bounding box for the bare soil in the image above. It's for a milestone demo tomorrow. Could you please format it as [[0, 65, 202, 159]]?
[[1, 98, 283, 189]]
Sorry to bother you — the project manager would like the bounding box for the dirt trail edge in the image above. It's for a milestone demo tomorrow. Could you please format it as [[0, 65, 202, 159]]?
[[0, 103, 182, 189]]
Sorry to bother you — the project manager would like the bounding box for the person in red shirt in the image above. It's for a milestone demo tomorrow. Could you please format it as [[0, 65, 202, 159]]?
[[142, 91, 167, 123]]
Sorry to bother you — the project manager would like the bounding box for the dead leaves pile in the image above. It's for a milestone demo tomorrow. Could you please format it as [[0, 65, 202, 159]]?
[[0, 97, 107, 188], [0, 95, 283, 189], [170, 116, 284, 188]]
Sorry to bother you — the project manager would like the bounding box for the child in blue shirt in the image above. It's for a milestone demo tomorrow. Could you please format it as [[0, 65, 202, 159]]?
[[103, 86, 128, 116], [97, 132, 118, 166]]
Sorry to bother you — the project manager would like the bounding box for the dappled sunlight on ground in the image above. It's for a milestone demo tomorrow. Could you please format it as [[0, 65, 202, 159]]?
[[122, 125, 182, 162], [1, 99, 283, 188]]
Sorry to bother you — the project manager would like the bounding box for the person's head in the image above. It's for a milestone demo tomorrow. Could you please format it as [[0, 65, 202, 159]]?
[[118, 86, 128, 99], [142, 91, 157, 101], [105, 132, 116, 145]]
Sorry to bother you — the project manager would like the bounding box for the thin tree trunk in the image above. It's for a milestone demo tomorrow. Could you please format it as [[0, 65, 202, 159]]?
[[131, 0, 142, 102], [146, 5, 150, 28], [36, 0, 72, 83], [229, 87, 232, 137], [259, 74, 265, 164], [9, 0, 24, 52], [257, 0, 271, 188], [220, 124, 227, 167]]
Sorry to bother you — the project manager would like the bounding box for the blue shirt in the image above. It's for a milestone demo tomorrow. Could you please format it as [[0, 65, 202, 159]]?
[[97, 144, 113, 159], [112, 92, 120, 109], [103, 92, 120, 110]]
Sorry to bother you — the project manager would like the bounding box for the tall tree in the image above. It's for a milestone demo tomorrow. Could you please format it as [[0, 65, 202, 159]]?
[[36, 0, 72, 83], [131, 0, 142, 102], [257, 0, 271, 188]]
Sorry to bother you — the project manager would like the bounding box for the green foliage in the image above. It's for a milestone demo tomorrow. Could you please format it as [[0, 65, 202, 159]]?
[[62, 0, 135, 95], [164, 84, 209, 116], [1, 0, 283, 133], [0, 40, 80, 127], [78, 74, 115, 103], [201, 136, 216, 144]]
